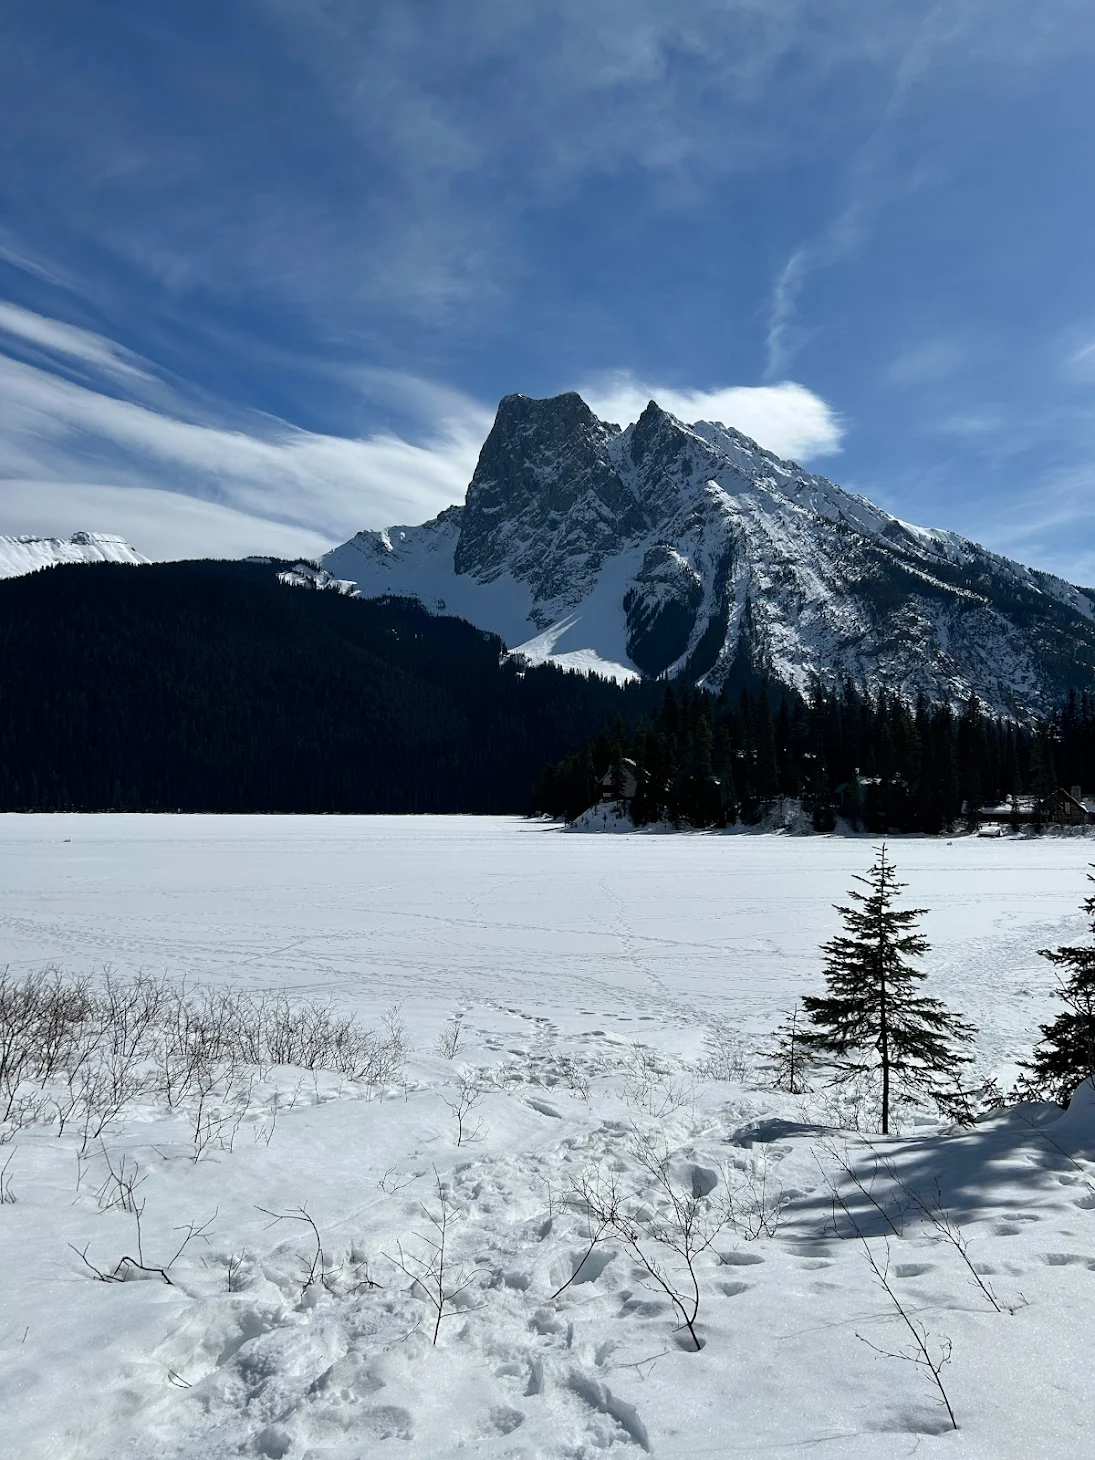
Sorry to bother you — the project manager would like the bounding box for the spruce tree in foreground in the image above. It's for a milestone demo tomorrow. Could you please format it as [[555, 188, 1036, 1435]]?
[[1025, 869, 1095, 1104], [767, 1003, 811, 1093], [801, 846, 974, 1133]]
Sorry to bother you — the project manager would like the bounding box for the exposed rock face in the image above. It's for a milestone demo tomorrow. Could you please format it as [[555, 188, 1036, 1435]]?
[[455, 393, 635, 619], [322, 393, 1095, 715]]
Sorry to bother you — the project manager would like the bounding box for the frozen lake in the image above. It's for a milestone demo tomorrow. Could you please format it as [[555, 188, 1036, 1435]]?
[[4, 815, 1095, 1460], [2, 814, 1092, 1076]]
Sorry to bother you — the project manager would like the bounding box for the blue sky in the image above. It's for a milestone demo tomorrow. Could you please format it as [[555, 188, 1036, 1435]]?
[[2, 1, 1095, 581]]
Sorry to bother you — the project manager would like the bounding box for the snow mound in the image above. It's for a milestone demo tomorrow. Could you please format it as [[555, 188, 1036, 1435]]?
[[566, 800, 645, 832], [566, 797, 838, 836], [1050, 1077, 1095, 1154]]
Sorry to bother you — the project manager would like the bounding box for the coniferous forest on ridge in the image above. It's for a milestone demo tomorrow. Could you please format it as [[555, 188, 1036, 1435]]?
[[1, 558, 1093, 824], [0, 560, 654, 813], [531, 680, 1095, 831]]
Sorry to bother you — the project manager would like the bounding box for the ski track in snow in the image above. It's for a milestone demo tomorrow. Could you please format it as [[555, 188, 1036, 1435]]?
[[1, 815, 1094, 1459]]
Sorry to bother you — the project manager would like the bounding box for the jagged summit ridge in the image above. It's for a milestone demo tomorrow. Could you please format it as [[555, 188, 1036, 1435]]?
[[322, 392, 1095, 714]]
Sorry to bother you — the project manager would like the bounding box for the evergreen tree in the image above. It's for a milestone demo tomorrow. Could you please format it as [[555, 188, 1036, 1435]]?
[[531, 677, 1094, 832], [800, 847, 975, 1133], [1025, 870, 1095, 1104], [810, 764, 836, 834], [766, 1003, 811, 1093], [753, 687, 780, 801]]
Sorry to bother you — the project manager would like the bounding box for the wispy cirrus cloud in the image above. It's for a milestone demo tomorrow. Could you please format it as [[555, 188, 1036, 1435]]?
[[0, 307, 490, 557], [0, 300, 153, 383], [763, 251, 813, 381], [979, 463, 1095, 587], [887, 338, 966, 385], [14, 0, 1085, 328], [759, 0, 1032, 378]]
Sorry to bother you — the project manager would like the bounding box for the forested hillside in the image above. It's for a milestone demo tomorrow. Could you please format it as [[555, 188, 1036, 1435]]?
[[0, 560, 653, 813], [533, 680, 1095, 832]]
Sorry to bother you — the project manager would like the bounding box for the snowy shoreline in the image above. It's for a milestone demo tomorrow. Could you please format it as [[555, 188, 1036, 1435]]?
[[565, 798, 1095, 837]]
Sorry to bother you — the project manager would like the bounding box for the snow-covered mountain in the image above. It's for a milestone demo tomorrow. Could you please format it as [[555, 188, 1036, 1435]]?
[[0, 531, 148, 579], [323, 392, 1095, 714]]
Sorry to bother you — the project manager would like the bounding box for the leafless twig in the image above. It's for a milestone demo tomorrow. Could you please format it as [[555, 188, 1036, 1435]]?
[[828, 1178, 957, 1429], [443, 1071, 484, 1147], [382, 1172, 485, 1344]]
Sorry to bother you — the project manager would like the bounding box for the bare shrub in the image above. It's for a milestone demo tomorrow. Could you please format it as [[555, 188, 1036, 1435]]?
[[800, 1070, 891, 1134], [93, 1142, 146, 1214], [555, 1056, 592, 1102], [820, 1141, 907, 1239], [550, 1191, 615, 1299], [621, 1043, 672, 1095], [443, 1070, 485, 1146], [617, 1046, 696, 1118], [0, 967, 407, 1150], [628, 1073, 696, 1121], [822, 1165, 958, 1429], [827, 1176, 958, 1428], [0, 1149, 15, 1204], [696, 1021, 755, 1085], [377, 1165, 417, 1195], [728, 1150, 791, 1240], [258, 1204, 378, 1302], [0, 966, 96, 1118], [824, 1142, 1015, 1314], [189, 1066, 255, 1161], [568, 1135, 732, 1351], [70, 1173, 217, 1287], [435, 1018, 464, 1060], [874, 1158, 1007, 1313], [857, 1238, 958, 1430], [383, 1173, 485, 1343]]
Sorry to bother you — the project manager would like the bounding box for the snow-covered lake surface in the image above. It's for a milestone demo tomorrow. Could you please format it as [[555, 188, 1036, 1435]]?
[[3, 814, 1091, 1065], [2, 815, 1094, 1459]]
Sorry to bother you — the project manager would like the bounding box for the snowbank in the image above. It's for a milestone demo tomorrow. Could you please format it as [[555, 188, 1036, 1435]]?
[[568, 798, 842, 836], [567, 800, 1095, 839]]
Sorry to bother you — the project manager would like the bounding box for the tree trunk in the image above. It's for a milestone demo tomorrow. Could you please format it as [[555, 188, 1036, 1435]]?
[[877, 878, 890, 1135]]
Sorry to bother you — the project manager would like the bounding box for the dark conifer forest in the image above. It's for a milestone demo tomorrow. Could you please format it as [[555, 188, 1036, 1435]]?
[[0, 560, 654, 813], [531, 680, 1095, 831], [2, 559, 1093, 824]]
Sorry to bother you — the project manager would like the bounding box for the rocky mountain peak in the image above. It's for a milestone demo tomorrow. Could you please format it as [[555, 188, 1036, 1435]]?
[[492, 390, 615, 441], [323, 390, 1095, 715], [454, 392, 643, 615]]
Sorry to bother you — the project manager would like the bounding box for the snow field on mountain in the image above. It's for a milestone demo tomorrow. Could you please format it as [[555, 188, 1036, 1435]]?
[[1, 816, 1094, 1459], [0, 532, 148, 578]]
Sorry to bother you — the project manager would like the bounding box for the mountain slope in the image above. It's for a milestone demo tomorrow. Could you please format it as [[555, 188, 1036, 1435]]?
[[0, 531, 147, 578], [323, 393, 1095, 715]]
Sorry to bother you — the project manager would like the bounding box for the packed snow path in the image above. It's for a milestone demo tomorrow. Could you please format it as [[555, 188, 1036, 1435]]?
[[1, 816, 1093, 1459]]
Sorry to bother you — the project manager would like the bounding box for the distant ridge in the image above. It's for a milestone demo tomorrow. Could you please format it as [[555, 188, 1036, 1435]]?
[[0, 531, 148, 579]]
